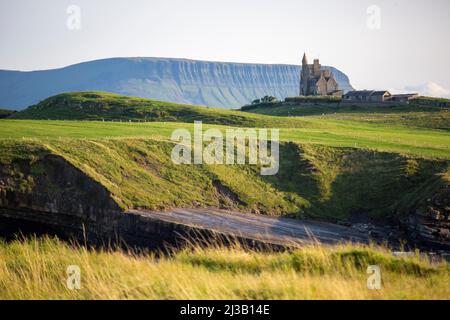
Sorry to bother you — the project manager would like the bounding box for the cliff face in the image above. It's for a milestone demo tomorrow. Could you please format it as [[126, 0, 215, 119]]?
[[0, 58, 353, 110]]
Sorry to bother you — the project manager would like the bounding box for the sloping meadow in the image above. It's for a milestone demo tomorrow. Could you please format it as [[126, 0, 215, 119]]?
[[1, 138, 448, 222]]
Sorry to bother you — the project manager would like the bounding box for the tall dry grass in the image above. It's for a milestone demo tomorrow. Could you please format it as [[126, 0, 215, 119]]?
[[0, 236, 448, 300]]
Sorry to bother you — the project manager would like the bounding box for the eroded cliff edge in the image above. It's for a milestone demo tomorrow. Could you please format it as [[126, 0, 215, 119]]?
[[0, 142, 213, 248]]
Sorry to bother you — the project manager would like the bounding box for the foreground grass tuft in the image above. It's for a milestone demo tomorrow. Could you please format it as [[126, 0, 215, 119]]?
[[0, 237, 448, 300]]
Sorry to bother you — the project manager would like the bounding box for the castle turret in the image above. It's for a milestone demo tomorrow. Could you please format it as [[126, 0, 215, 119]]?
[[300, 53, 309, 95], [302, 52, 308, 65]]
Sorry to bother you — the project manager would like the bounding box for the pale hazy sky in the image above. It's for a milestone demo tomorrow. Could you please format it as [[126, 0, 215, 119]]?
[[1, 0, 449, 96]]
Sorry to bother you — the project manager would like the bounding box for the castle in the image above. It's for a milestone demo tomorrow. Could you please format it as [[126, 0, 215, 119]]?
[[299, 53, 343, 97]]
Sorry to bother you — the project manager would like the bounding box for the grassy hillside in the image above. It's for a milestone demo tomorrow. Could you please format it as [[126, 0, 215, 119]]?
[[12, 91, 310, 128], [0, 237, 448, 299]]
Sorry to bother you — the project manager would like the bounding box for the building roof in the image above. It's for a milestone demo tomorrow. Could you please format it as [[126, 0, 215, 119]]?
[[372, 90, 391, 96], [344, 90, 373, 97], [344, 90, 391, 97], [391, 93, 419, 97]]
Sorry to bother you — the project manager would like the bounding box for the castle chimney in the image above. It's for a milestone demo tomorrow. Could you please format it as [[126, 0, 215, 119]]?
[[313, 59, 321, 76]]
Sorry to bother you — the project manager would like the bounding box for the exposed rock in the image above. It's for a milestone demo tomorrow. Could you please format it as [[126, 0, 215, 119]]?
[[212, 180, 246, 208], [402, 185, 450, 249]]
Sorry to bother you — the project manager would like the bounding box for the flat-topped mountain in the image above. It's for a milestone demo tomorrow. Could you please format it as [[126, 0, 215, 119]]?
[[0, 57, 353, 110]]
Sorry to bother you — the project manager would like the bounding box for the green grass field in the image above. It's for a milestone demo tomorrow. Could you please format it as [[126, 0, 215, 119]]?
[[1, 118, 449, 159]]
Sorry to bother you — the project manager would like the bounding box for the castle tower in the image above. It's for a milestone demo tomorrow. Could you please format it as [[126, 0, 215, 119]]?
[[300, 52, 309, 95]]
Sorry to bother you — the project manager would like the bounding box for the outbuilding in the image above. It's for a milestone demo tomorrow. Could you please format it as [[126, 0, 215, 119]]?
[[343, 90, 392, 102], [390, 93, 419, 103]]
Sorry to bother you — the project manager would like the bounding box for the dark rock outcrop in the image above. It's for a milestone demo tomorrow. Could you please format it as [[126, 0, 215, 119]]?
[[404, 185, 450, 249], [0, 153, 123, 242], [0, 57, 353, 110]]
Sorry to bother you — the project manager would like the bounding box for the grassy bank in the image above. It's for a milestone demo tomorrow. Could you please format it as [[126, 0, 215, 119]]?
[[0, 237, 448, 300], [0, 137, 448, 219]]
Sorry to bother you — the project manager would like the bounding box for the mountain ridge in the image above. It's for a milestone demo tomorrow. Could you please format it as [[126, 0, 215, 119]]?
[[0, 57, 353, 110]]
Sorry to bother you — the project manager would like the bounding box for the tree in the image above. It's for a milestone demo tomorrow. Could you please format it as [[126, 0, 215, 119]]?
[[261, 95, 278, 103]]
